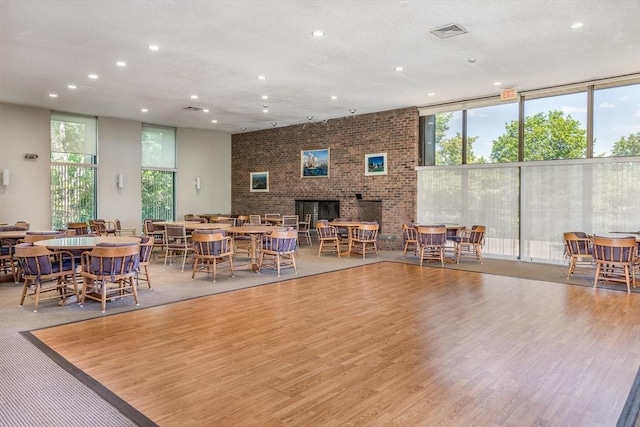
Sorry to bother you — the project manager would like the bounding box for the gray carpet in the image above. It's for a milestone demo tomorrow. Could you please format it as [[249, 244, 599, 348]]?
[[1, 246, 637, 426]]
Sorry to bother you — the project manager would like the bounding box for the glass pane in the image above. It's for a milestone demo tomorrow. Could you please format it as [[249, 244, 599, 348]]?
[[142, 125, 176, 168], [142, 170, 175, 221], [417, 166, 520, 259], [467, 103, 519, 164], [593, 83, 640, 157], [522, 92, 587, 161], [435, 111, 463, 165], [50, 164, 96, 230]]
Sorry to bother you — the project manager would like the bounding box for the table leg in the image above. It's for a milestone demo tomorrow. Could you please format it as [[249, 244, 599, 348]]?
[[250, 235, 260, 272]]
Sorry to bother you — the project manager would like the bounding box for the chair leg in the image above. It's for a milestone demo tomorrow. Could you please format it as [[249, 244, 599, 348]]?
[[19, 278, 30, 307]]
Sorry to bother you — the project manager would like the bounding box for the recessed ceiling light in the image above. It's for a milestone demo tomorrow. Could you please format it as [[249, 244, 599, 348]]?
[[257, 75, 266, 80], [191, 95, 198, 100], [311, 30, 324, 37], [141, 108, 148, 112], [494, 82, 502, 86], [394, 66, 405, 71], [67, 84, 77, 89], [116, 61, 127, 67], [427, 93, 435, 96], [262, 104, 268, 108], [202, 109, 209, 113], [241, 127, 246, 131], [307, 116, 313, 120], [349, 109, 356, 114], [148, 44, 159, 51], [331, 96, 338, 100], [271, 122, 277, 126], [49, 93, 58, 98], [261, 95, 268, 100], [571, 22, 584, 29], [88, 74, 98, 79], [262, 109, 269, 113], [211, 120, 218, 124], [468, 57, 477, 63]]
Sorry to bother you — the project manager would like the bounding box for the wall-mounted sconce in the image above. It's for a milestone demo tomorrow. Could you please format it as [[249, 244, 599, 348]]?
[[195, 176, 201, 190], [117, 173, 124, 188], [1, 169, 9, 186], [24, 153, 39, 160]]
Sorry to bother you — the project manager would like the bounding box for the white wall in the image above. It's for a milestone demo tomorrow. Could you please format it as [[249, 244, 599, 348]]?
[[176, 127, 232, 219], [0, 102, 232, 231]]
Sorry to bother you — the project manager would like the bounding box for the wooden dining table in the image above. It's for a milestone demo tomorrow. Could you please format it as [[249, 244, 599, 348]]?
[[34, 236, 141, 250], [226, 225, 285, 272], [154, 221, 232, 231]]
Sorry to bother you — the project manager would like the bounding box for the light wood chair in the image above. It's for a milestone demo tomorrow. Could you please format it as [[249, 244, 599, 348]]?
[[453, 225, 486, 264], [416, 226, 447, 266], [191, 231, 234, 282], [15, 243, 78, 312], [316, 223, 341, 257], [249, 215, 262, 225], [348, 223, 379, 259], [563, 231, 593, 278], [258, 229, 297, 277], [298, 213, 313, 246], [592, 236, 637, 292], [79, 243, 140, 313], [402, 224, 418, 258], [164, 224, 193, 272], [137, 236, 154, 289]]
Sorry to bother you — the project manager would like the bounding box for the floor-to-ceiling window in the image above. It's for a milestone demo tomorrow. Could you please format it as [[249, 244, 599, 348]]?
[[418, 76, 640, 263], [141, 124, 176, 221], [50, 112, 97, 230]]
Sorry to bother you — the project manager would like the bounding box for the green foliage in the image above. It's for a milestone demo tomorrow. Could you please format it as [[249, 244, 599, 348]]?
[[435, 113, 485, 165], [490, 111, 586, 162], [611, 132, 640, 156], [141, 170, 174, 221]]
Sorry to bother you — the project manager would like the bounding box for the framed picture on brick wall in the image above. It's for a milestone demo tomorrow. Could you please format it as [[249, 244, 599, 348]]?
[[301, 148, 330, 178], [250, 172, 269, 192], [365, 152, 387, 176]]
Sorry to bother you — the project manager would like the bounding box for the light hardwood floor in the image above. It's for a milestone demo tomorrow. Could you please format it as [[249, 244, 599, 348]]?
[[32, 262, 640, 426]]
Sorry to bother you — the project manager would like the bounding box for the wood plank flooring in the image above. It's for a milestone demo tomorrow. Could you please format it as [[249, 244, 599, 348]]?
[[32, 262, 640, 426]]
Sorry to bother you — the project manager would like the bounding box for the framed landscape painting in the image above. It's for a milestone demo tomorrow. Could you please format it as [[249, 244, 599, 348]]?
[[365, 152, 387, 176], [250, 172, 269, 192], [301, 148, 330, 178]]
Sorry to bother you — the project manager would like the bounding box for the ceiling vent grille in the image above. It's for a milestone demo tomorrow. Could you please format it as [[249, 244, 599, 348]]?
[[430, 23, 467, 39], [183, 106, 203, 112]]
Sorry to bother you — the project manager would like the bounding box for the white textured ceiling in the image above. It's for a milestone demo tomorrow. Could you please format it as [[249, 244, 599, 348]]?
[[1, 0, 639, 134]]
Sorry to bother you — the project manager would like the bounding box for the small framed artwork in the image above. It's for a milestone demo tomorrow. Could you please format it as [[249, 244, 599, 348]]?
[[250, 172, 269, 192], [301, 148, 330, 178], [365, 152, 387, 176]]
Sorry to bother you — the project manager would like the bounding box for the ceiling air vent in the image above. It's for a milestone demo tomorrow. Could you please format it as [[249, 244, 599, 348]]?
[[183, 106, 203, 112], [430, 23, 467, 39]]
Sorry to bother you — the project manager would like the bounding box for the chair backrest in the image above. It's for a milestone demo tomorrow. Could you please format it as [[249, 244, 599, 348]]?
[[68, 222, 90, 235], [115, 218, 122, 231], [262, 230, 298, 252], [249, 215, 262, 225], [354, 223, 379, 240], [402, 224, 418, 241], [88, 243, 140, 278], [592, 236, 636, 263], [316, 219, 330, 227], [192, 231, 232, 256], [22, 231, 63, 243], [89, 220, 107, 235], [137, 236, 154, 264], [15, 243, 54, 275], [316, 223, 338, 239], [468, 225, 486, 244], [282, 215, 299, 229], [165, 224, 188, 240], [236, 215, 249, 226], [265, 213, 280, 219], [15, 221, 30, 230], [564, 231, 591, 256], [416, 226, 447, 245]]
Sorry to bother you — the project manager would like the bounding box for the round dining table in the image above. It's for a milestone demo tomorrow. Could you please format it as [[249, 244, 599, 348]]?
[[154, 221, 232, 231], [226, 225, 285, 272], [34, 236, 141, 250]]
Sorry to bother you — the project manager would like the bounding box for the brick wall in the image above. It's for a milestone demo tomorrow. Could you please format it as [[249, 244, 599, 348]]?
[[231, 107, 418, 241]]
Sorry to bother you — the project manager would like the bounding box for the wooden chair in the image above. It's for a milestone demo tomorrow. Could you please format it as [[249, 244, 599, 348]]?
[[563, 231, 593, 278], [592, 236, 637, 292], [402, 224, 419, 258], [143, 219, 165, 261], [298, 213, 313, 246], [137, 236, 154, 289], [67, 221, 90, 235], [79, 243, 140, 312], [316, 222, 341, 257], [15, 243, 78, 312], [114, 219, 136, 236], [249, 215, 262, 225], [0, 239, 17, 283], [191, 231, 234, 282], [164, 224, 193, 272], [282, 215, 299, 230], [90, 219, 117, 236], [264, 213, 280, 223], [416, 226, 447, 266], [452, 225, 486, 264], [258, 229, 297, 277], [348, 223, 379, 259]]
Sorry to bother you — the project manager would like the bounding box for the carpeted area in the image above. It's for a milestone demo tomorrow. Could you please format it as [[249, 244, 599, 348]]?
[[1, 246, 637, 426]]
